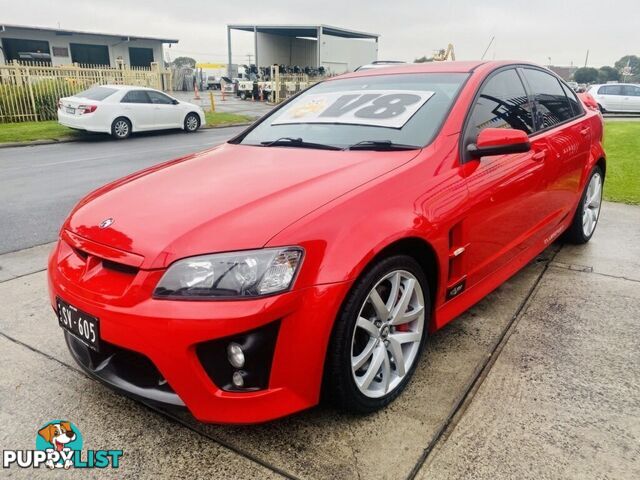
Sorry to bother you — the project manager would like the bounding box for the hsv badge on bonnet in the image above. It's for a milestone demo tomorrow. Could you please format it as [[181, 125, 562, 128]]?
[[98, 218, 114, 229]]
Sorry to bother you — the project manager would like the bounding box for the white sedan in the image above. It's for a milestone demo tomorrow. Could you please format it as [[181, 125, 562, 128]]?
[[58, 85, 206, 139], [587, 83, 640, 113]]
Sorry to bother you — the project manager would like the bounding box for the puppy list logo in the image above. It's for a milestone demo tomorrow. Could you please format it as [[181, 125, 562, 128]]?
[[2, 420, 123, 470]]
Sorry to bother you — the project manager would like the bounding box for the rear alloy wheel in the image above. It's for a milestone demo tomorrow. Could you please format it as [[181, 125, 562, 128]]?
[[111, 117, 131, 140], [184, 113, 200, 133], [564, 166, 604, 244], [325, 255, 429, 413]]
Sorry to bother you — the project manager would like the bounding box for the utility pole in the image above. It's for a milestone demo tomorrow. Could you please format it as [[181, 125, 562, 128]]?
[[584, 49, 589, 67]]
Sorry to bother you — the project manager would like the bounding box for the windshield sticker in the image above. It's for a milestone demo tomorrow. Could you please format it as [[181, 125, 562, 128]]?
[[271, 90, 435, 128]]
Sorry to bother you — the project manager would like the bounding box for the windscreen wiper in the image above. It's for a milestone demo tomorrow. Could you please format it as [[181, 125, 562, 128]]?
[[347, 140, 420, 151], [260, 137, 342, 151]]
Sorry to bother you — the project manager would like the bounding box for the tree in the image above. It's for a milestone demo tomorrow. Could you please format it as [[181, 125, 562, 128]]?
[[614, 55, 640, 81], [573, 67, 599, 84], [414, 56, 433, 63], [171, 56, 196, 69], [597, 66, 620, 83]]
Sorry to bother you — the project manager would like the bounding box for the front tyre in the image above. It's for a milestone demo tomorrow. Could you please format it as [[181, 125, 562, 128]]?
[[564, 165, 604, 244], [111, 117, 131, 140], [324, 255, 429, 413], [184, 113, 200, 133]]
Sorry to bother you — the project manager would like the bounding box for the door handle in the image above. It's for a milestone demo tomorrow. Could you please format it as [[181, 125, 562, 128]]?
[[532, 149, 547, 161], [579, 127, 590, 137]]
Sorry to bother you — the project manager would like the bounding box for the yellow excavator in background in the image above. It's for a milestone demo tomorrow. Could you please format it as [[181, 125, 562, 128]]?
[[433, 44, 456, 61]]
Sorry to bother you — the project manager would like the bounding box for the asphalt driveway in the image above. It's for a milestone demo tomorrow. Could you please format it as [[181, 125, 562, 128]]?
[[0, 126, 246, 254], [0, 201, 638, 479]]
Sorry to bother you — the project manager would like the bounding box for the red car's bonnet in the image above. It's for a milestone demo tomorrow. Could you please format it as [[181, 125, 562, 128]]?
[[64, 143, 420, 269]]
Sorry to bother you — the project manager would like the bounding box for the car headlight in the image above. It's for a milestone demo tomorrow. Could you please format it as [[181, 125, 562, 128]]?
[[153, 247, 303, 299]]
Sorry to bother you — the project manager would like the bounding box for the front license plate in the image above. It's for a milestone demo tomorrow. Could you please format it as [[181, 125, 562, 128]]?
[[57, 297, 100, 351], [65, 106, 75, 114]]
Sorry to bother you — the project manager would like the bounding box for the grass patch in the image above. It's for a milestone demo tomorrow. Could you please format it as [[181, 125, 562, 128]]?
[[0, 120, 78, 143], [0, 113, 254, 145], [204, 111, 253, 127], [603, 122, 640, 204]]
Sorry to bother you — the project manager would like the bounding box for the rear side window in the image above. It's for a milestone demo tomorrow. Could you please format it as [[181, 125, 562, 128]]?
[[522, 68, 573, 130], [121, 90, 150, 103], [560, 82, 584, 116], [75, 86, 117, 101], [465, 68, 534, 146], [598, 85, 623, 95], [622, 85, 640, 96]]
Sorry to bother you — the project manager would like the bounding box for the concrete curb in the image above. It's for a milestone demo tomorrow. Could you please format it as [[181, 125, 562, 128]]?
[[0, 122, 253, 149]]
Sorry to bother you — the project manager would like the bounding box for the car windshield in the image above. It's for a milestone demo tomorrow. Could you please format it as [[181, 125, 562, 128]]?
[[74, 86, 117, 101], [238, 73, 468, 149]]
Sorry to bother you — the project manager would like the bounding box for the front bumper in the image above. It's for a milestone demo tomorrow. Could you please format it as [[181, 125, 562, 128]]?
[[48, 239, 351, 424]]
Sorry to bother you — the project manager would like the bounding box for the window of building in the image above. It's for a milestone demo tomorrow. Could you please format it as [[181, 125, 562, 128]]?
[[1, 38, 51, 63], [129, 47, 154, 68], [70, 43, 110, 66]]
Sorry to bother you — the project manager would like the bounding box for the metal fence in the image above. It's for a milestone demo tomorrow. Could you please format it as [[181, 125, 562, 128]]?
[[270, 67, 322, 103], [0, 61, 172, 123]]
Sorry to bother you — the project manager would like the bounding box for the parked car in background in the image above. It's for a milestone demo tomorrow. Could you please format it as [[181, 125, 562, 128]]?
[[49, 61, 605, 424], [587, 83, 640, 113], [58, 85, 206, 139], [206, 76, 222, 90]]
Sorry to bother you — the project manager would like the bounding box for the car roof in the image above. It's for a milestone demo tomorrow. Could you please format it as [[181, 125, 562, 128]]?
[[99, 85, 159, 91], [336, 60, 542, 80]]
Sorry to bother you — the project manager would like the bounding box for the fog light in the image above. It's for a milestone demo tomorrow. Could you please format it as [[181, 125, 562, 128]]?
[[232, 370, 244, 387], [227, 342, 245, 368]]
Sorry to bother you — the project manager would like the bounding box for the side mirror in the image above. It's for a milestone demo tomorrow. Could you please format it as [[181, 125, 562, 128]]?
[[467, 128, 531, 158], [172, 99, 179, 105]]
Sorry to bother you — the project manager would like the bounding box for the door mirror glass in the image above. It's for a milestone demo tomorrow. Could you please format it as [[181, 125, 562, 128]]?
[[468, 128, 531, 158]]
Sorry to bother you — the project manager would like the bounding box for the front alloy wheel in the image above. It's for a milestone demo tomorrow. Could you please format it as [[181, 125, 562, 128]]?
[[352, 270, 425, 398], [582, 171, 603, 237], [184, 113, 200, 132], [324, 255, 429, 413], [564, 165, 604, 244]]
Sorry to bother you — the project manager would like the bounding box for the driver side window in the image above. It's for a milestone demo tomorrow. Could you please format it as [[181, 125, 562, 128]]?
[[147, 91, 173, 105], [464, 69, 534, 153]]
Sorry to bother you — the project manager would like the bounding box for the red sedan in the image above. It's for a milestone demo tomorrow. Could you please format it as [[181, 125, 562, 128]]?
[[48, 61, 605, 424]]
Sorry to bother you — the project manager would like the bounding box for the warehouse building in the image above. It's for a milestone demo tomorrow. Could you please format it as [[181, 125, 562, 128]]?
[[227, 24, 379, 75], [0, 24, 178, 67]]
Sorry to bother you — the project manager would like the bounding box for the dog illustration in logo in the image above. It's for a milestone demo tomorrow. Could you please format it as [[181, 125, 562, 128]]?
[[38, 421, 76, 469]]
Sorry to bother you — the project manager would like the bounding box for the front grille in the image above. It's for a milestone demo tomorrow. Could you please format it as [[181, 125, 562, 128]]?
[[65, 333, 184, 407], [101, 259, 139, 275]]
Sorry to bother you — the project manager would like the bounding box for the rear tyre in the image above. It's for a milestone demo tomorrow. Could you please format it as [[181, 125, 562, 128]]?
[[184, 113, 200, 133], [563, 165, 604, 244], [598, 104, 606, 114], [240, 92, 247, 100], [324, 255, 429, 414], [111, 117, 131, 140]]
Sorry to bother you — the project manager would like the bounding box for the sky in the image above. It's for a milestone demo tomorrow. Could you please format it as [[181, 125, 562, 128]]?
[[2, 0, 638, 68]]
